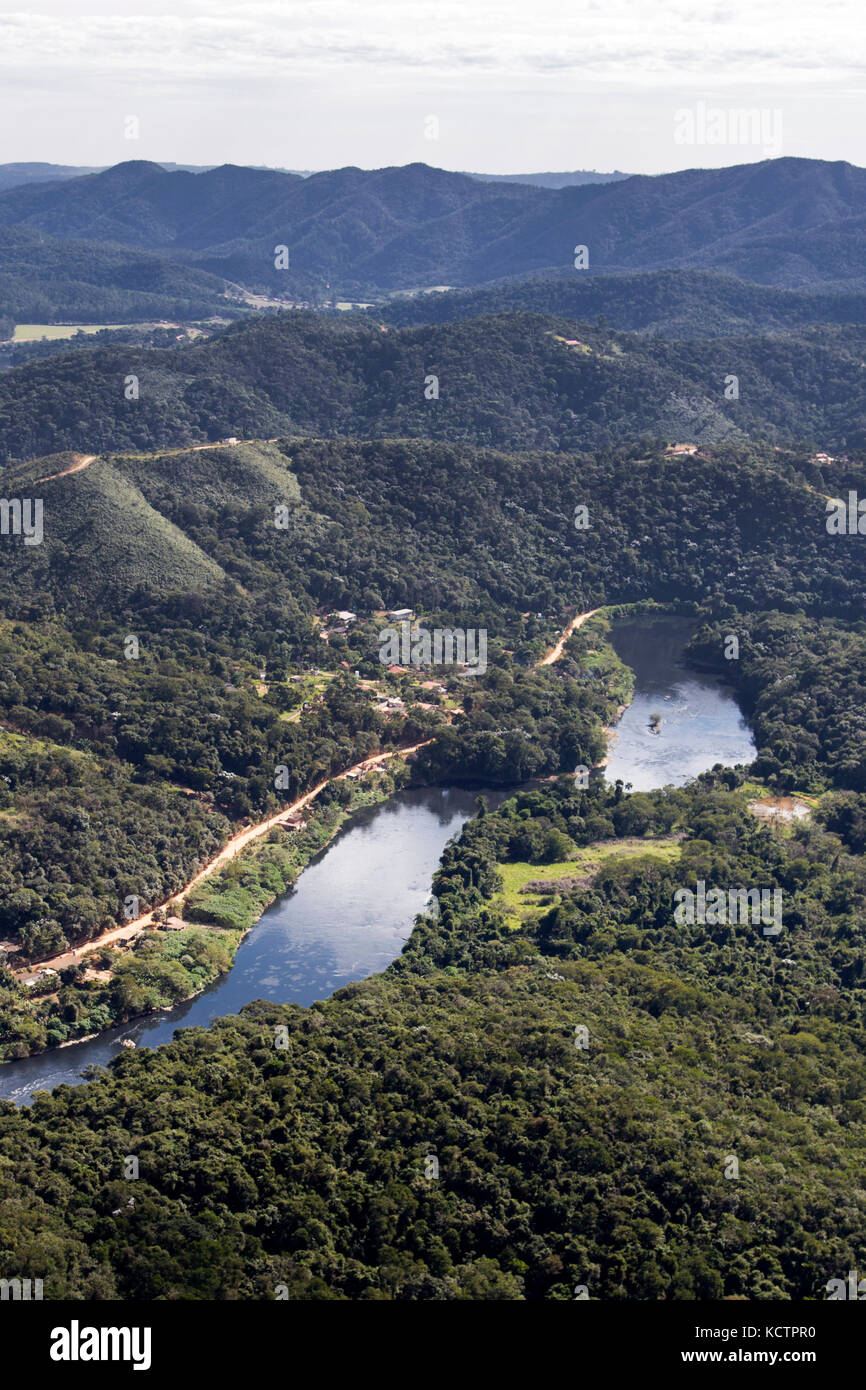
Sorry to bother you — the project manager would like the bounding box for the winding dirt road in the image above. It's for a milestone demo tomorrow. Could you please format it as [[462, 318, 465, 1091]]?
[[16, 741, 432, 978], [36, 453, 97, 484], [537, 608, 602, 666], [34, 439, 260, 486]]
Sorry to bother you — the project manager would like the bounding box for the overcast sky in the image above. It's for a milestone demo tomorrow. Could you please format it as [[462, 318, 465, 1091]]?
[[0, 0, 861, 174]]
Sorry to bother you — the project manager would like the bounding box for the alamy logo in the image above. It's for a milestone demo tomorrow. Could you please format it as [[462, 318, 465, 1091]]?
[[826, 493, 866, 534], [0, 1277, 43, 1300], [0, 498, 43, 546], [674, 102, 783, 158], [378, 620, 487, 675], [50, 1321, 152, 1372], [674, 880, 782, 936], [827, 1270, 866, 1299]]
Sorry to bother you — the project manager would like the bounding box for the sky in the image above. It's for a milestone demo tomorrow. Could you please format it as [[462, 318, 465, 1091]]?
[[0, 0, 862, 174]]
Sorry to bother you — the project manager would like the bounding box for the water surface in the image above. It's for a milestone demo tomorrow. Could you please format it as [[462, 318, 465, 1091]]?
[[603, 615, 756, 792], [0, 617, 755, 1105], [0, 785, 494, 1105]]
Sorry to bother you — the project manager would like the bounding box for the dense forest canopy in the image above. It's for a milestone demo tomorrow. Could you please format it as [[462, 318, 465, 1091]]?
[[2, 771, 865, 1299], [4, 310, 866, 463]]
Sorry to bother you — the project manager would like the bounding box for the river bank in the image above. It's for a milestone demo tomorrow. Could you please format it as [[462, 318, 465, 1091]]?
[[0, 603, 757, 1084], [0, 784, 499, 1105], [13, 739, 433, 983], [1, 746, 428, 1063]]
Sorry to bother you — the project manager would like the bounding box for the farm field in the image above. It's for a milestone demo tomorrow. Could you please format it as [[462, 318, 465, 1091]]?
[[11, 322, 133, 340]]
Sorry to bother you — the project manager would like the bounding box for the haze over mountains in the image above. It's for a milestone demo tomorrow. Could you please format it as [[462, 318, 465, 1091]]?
[[464, 170, 630, 188], [0, 162, 627, 194], [1, 156, 866, 325]]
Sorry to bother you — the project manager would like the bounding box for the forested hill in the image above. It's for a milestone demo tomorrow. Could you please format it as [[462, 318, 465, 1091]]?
[[3, 435, 865, 621], [3, 310, 866, 463], [0, 225, 241, 325], [2, 431, 866, 1295], [1, 156, 866, 299], [1, 431, 866, 978], [376, 271, 866, 338]]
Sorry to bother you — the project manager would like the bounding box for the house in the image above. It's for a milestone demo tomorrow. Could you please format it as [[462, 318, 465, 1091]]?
[[333, 610, 357, 624], [221, 436, 239, 445], [20, 966, 59, 988], [375, 696, 406, 715], [387, 608, 414, 621], [163, 916, 186, 931]]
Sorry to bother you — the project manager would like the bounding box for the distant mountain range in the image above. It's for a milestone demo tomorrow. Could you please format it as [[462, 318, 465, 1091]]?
[[2, 156, 866, 327], [0, 162, 623, 195], [464, 170, 630, 188], [0, 161, 310, 192], [0, 162, 104, 193]]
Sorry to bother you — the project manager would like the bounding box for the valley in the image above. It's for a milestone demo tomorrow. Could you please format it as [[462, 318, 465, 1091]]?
[[0, 612, 761, 1107], [0, 134, 865, 1313]]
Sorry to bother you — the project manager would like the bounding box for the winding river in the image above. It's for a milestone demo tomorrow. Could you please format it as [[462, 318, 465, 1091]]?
[[0, 614, 755, 1105], [0, 786, 497, 1105]]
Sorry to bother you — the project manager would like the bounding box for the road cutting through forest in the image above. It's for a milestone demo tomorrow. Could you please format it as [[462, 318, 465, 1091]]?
[[537, 607, 602, 665], [35, 453, 97, 483], [15, 740, 433, 978], [17, 595, 600, 980]]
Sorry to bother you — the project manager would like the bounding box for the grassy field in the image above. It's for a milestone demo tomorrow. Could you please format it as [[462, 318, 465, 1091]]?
[[494, 837, 682, 930], [13, 323, 134, 340], [3, 455, 227, 600]]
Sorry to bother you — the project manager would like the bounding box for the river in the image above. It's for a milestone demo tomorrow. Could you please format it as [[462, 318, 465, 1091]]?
[[603, 614, 756, 792], [0, 614, 755, 1104], [0, 786, 495, 1106]]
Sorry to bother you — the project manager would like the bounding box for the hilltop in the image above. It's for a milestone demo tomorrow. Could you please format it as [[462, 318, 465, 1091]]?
[[376, 269, 866, 338], [2, 308, 866, 463]]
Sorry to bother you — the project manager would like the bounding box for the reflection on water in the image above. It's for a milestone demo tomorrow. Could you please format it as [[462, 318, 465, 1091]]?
[[603, 616, 756, 793], [0, 619, 755, 1106], [0, 785, 501, 1106]]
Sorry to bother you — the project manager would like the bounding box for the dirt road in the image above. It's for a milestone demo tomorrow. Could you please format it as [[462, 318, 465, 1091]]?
[[36, 454, 97, 483], [537, 608, 602, 666], [15, 741, 432, 977]]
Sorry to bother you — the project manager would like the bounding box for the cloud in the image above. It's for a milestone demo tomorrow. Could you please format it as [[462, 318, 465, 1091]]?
[[0, 0, 862, 86]]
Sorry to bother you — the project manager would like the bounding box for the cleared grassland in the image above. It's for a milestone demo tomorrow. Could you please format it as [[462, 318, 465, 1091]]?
[[12, 323, 132, 340], [493, 837, 682, 929]]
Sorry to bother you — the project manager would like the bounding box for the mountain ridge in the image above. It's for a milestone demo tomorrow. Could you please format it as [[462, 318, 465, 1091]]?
[[1, 157, 865, 299]]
